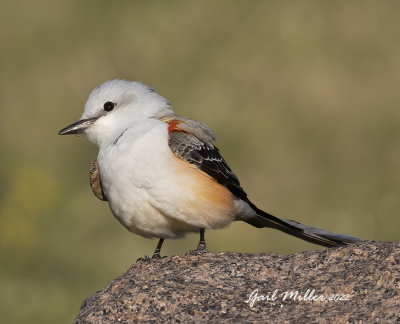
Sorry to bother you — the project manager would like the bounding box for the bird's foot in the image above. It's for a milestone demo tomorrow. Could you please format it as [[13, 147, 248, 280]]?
[[136, 255, 151, 263], [151, 252, 165, 260], [186, 242, 208, 256]]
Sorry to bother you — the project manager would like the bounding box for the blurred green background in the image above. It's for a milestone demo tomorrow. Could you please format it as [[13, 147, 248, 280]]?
[[1, 1, 399, 323]]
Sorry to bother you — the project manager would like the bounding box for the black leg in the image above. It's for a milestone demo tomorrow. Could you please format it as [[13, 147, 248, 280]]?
[[137, 238, 165, 262], [186, 228, 208, 255], [196, 228, 207, 251], [152, 238, 165, 259]]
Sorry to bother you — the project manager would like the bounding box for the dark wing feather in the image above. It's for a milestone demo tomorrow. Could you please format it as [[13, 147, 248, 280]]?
[[168, 131, 248, 201]]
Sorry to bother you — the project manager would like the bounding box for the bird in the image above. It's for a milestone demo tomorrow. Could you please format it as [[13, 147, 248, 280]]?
[[59, 79, 362, 259]]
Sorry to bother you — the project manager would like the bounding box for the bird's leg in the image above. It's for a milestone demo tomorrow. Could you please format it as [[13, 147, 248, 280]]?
[[151, 238, 165, 259], [186, 228, 208, 255], [196, 228, 207, 252], [136, 238, 165, 262]]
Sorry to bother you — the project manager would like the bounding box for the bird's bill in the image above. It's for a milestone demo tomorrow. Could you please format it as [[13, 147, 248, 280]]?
[[58, 118, 97, 135]]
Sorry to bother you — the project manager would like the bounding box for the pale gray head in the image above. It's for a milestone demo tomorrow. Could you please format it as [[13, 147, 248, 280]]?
[[58, 79, 175, 145]]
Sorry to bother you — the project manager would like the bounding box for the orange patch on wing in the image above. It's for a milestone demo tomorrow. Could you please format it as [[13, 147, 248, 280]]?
[[168, 120, 181, 132]]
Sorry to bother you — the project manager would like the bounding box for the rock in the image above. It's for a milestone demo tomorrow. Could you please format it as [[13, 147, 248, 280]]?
[[74, 241, 399, 323]]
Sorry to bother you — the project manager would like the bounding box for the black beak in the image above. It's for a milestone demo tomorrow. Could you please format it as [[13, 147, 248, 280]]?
[[58, 118, 97, 135]]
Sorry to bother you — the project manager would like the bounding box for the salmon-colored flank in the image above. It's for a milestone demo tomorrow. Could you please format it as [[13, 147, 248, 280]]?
[[171, 155, 235, 226], [167, 120, 181, 132]]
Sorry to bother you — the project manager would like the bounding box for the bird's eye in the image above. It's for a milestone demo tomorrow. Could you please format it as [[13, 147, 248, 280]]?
[[103, 101, 115, 112]]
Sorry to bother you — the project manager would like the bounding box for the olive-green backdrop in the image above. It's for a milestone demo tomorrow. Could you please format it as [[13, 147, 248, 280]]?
[[1, 1, 399, 323]]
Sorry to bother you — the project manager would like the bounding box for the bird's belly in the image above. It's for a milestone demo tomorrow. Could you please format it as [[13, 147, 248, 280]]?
[[97, 129, 236, 238], [107, 185, 198, 238]]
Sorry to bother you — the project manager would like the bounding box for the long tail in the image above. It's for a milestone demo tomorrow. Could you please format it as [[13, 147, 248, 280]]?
[[245, 202, 363, 248]]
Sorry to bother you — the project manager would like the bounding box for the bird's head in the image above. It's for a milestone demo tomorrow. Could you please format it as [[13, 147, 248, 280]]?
[[58, 79, 174, 146]]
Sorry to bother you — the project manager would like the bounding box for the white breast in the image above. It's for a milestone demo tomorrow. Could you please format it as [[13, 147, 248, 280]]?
[[97, 119, 237, 239]]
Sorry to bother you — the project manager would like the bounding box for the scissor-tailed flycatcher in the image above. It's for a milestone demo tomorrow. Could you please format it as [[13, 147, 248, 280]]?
[[59, 79, 362, 258]]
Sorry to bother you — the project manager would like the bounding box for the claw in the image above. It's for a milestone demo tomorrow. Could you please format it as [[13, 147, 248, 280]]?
[[151, 252, 163, 259], [136, 255, 151, 263], [196, 242, 208, 252]]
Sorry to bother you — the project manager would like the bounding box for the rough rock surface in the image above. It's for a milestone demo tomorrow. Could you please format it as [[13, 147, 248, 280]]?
[[75, 241, 399, 323]]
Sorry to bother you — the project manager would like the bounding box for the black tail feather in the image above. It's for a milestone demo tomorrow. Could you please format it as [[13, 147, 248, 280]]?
[[245, 203, 363, 248]]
